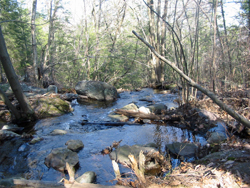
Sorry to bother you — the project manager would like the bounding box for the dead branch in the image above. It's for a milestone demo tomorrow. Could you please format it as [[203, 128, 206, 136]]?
[[132, 30, 250, 129], [114, 109, 181, 121]]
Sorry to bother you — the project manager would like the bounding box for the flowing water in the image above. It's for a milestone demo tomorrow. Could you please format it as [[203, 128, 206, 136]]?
[[0, 88, 207, 185]]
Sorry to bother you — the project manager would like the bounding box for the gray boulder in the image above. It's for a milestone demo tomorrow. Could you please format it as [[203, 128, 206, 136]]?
[[166, 142, 198, 157], [65, 139, 84, 152], [108, 103, 138, 122], [109, 144, 158, 165], [76, 171, 96, 184], [195, 108, 218, 121], [147, 103, 168, 115], [47, 85, 58, 93], [207, 132, 227, 144], [75, 80, 118, 101], [44, 147, 79, 172]]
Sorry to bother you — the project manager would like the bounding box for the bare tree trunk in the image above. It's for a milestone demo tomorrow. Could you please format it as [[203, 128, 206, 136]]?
[[83, 0, 90, 80], [42, 0, 60, 86], [220, 0, 232, 78], [31, 0, 38, 82], [132, 30, 250, 129], [0, 26, 34, 120], [212, 0, 218, 93], [147, 0, 157, 84], [111, 2, 127, 51]]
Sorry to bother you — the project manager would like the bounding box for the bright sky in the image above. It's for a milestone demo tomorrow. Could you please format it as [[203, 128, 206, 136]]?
[[223, 0, 241, 26], [19, 0, 242, 26]]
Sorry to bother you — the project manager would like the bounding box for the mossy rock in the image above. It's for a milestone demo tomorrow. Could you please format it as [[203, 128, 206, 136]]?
[[31, 97, 73, 119], [165, 83, 177, 90]]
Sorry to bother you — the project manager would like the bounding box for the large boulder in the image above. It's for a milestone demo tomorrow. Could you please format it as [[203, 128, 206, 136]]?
[[75, 80, 118, 101], [30, 96, 73, 119], [44, 147, 79, 172]]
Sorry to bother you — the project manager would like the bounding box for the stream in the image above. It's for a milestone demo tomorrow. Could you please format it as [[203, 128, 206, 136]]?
[[0, 88, 208, 186]]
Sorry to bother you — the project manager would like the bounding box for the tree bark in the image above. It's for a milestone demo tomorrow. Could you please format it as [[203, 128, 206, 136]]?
[[0, 26, 34, 119], [132, 30, 250, 129], [31, 0, 38, 82], [211, 0, 218, 93]]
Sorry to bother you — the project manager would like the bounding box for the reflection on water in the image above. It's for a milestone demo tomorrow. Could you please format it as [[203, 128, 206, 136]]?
[[1, 88, 207, 185]]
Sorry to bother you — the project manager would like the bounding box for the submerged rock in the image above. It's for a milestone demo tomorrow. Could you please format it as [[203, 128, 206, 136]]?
[[44, 147, 79, 172], [65, 139, 84, 152], [75, 80, 118, 101]]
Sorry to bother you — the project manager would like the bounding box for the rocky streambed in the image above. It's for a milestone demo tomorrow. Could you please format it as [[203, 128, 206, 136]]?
[[0, 88, 249, 187]]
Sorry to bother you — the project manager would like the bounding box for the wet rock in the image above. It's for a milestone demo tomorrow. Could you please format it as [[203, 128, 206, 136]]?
[[0, 178, 14, 187], [50, 129, 67, 135], [30, 96, 73, 119], [60, 93, 79, 101], [109, 144, 158, 165], [76, 171, 96, 184], [108, 112, 129, 122], [65, 139, 84, 152], [47, 85, 58, 93], [0, 139, 29, 175], [142, 119, 151, 124], [1, 124, 24, 133], [44, 147, 79, 172], [121, 103, 138, 112], [30, 137, 44, 144], [108, 103, 138, 122], [147, 103, 168, 115], [6, 83, 47, 96], [0, 130, 20, 140], [207, 132, 227, 144], [139, 106, 150, 114], [196, 108, 218, 121], [75, 80, 118, 101], [166, 142, 198, 157]]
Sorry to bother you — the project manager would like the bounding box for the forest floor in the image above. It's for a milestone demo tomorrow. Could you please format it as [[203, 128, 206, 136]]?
[[115, 89, 250, 188], [1, 83, 250, 188]]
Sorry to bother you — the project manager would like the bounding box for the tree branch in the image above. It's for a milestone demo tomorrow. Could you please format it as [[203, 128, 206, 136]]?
[[132, 30, 250, 129]]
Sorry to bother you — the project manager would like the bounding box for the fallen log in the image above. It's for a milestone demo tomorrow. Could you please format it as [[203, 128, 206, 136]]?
[[12, 179, 127, 188], [114, 109, 181, 121], [81, 122, 141, 126]]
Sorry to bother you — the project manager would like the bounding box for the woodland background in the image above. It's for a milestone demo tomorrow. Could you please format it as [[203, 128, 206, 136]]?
[[0, 0, 249, 93]]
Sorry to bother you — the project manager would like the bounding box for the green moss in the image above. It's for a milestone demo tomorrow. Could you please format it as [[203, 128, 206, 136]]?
[[31, 96, 73, 119]]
